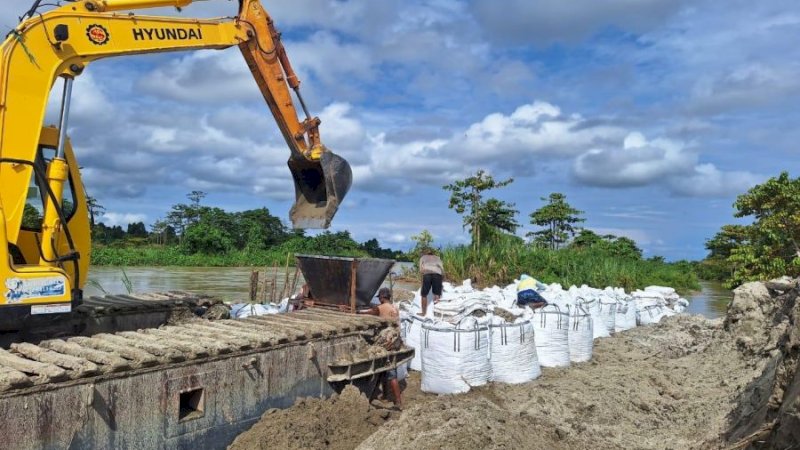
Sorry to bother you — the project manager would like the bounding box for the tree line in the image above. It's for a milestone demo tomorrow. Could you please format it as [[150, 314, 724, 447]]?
[[90, 191, 405, 260], [442, 170, 645, 259]]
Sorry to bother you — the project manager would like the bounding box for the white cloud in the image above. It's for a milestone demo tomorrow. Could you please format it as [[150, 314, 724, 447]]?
[[573, 132, 695, 187], [135, 50, 257, 103], [100, 212, 147, 227], [573, 132, 756, 197], [668, 164, 763, 198], [471, 0, 687, 44]]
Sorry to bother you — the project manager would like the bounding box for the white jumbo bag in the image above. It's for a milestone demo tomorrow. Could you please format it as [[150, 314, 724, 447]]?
[[489, 319, 540, 384], [420, 319, 490, 394], [402, 316, 427, 371], [614, 298, 638, 332], [638, 304, 667, 325], [578, 297, 609, 339], [568, 305, 593, 363], [531, 305, 571, 368], [597, 297, 617, 337]]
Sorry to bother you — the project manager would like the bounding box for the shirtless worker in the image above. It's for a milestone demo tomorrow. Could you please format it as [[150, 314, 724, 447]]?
[[357, 287, 403, 408]]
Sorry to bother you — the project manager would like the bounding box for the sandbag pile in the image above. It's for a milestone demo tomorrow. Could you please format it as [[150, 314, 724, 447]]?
[[400, 279, 690, 395]]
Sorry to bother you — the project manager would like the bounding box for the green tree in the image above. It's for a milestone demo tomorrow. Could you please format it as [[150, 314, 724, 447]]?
[[444, 170, 518, 249], [569, 229, 642, 259], [126, 221, 148, 238], [86, 195, 105, 227], [181, 207, 235, 254], [528, 193, 585, 250], [22, 204, 42, 229], [570, 229, 602, 249], [233, 208, 288, 251], [723, 172, 800, 286]]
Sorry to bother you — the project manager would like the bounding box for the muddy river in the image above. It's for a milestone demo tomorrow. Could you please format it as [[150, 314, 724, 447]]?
[[85, 266, 732, 318]]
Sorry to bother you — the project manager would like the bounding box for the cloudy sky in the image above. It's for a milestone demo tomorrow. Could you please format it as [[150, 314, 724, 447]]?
[[5, 0, 799, 259]]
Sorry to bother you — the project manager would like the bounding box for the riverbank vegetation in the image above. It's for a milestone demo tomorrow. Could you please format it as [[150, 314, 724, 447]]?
[[93, 179, 698, 293], [90, 191, 404, 266], [699, 172, 800, 288], [435, 173, 699, 291]]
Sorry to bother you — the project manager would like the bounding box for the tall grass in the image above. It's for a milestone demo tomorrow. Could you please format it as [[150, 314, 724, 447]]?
[[90, 245, 367, 267], [441, 242, 699, 293]]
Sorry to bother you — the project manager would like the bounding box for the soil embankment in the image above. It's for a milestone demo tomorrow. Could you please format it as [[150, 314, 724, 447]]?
[[230, 279, 800, 450]]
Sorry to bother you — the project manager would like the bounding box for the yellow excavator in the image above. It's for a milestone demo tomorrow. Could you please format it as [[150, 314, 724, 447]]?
[[0, 0, 352, 333]]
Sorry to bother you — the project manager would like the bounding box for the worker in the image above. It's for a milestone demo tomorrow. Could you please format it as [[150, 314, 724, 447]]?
[[419, 248, 444, 316], [357, 287, 402, 407], [517, 274, 548, 310]]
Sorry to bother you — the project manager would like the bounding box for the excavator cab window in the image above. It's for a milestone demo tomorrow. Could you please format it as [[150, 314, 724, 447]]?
[[22, 145, 77, 232]]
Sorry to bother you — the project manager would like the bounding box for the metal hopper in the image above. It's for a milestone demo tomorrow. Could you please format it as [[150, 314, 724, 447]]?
[[295, 255, 395, 311]]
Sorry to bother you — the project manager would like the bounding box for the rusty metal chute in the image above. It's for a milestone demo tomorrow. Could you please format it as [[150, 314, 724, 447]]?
[[295, 255, 395, 310]]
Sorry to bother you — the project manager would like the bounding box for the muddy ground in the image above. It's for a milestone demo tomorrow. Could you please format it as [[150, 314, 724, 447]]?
[[230, 280, 800, 450]]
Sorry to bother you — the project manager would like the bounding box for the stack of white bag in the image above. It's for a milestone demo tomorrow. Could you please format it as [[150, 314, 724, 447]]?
[[631, 286, 689, 325], [531, 305, 571, 367], [598, 293, 617, 336], [614, 296, 638, 332], [488, 317, 541, 384], [421, 317, 490, 394], [577, 297, 609, 339], [568, 305, 593, 363]]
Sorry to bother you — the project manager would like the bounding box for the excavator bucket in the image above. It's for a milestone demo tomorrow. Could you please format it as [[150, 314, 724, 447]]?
[[288, 150, 352, 229]]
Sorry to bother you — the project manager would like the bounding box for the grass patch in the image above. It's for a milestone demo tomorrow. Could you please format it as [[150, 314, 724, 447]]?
[[90, 244, 367, 267], [441, 243, 699, 293]]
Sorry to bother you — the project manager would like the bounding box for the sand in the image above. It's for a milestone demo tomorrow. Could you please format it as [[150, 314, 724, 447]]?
[[227, 385, 398, 450], [230, 279, 800, 450]]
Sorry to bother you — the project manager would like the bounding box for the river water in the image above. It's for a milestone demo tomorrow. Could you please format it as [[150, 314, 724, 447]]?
[[86, 267, 733, 318], [686, 281, 733, 319]]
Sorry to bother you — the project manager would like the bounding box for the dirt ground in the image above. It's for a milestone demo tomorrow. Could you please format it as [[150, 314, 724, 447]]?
[[230, 281, 800, 450]]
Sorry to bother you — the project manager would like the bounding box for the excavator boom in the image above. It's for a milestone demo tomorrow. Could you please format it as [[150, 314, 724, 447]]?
[[0, 0, 352, 314]]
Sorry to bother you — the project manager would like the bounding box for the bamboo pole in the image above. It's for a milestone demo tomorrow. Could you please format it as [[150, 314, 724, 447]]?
[[269, 263, 278, 302], [249, 270, 259, 304], [279, 252, 291, 300], [289, 266, 300, 299], [261, 267, 269, 302]]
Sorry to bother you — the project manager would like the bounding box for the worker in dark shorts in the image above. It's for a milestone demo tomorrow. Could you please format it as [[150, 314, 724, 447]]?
[[419, 248, 443, 316], [516, 274, 548, 310]]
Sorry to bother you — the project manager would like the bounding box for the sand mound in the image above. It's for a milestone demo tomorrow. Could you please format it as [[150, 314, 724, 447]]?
[[228, 385, 396, 450], [723, 277, 800, 449], [360, 315, 754, 450]]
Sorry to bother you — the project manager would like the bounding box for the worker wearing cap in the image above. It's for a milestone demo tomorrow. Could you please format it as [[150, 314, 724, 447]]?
[[517, 274, 548, 309]]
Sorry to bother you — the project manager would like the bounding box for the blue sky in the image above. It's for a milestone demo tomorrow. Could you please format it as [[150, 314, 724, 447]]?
[[5, 0, 799, 260]]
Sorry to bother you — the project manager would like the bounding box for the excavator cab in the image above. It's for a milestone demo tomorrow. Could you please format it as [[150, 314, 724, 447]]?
[[288, 150, 352, 229]]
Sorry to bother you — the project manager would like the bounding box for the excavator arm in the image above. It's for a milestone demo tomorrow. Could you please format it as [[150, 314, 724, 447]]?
[[0, 0, 352, 309], [0, 0, 351, 239]]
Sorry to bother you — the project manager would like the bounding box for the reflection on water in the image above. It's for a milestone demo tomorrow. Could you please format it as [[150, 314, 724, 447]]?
[[85, 263, 413, 303], [686, 281, 733, 319], [85, 266, 303, 302]]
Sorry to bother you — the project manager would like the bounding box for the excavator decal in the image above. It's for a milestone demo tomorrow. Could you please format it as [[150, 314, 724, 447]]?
[[132, 27, 203, 41], [86, 24, 110, 45]]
